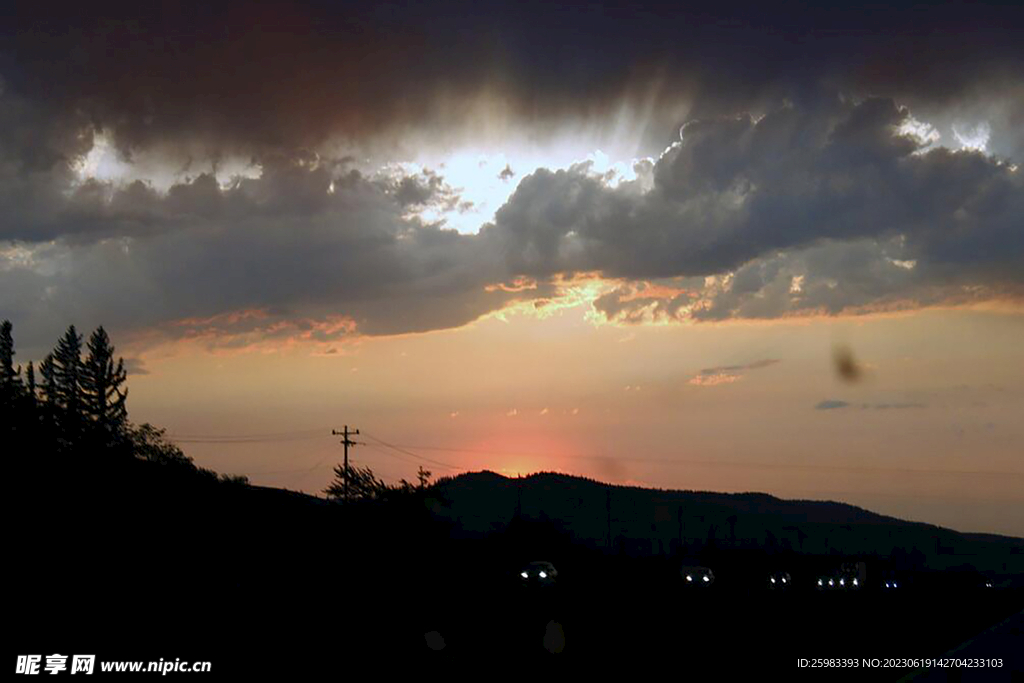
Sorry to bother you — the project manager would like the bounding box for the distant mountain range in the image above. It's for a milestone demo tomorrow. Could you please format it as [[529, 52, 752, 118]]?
[[428, 471, 1023, 578]]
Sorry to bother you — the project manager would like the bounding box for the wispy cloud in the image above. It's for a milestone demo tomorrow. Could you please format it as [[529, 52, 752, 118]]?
[[815, 399, 928, 411], [815, 399, 851, 410], [688, 359, 780, 387], [867, 402, 927, 410]]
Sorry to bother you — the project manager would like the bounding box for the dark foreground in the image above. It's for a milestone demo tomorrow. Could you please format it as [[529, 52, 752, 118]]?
[[10, 457, 1024, 679]]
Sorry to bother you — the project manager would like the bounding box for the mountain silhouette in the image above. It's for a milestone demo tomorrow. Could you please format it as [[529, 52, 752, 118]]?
[[9, 453, 1023, 676], [431, 471, 1022, 579]]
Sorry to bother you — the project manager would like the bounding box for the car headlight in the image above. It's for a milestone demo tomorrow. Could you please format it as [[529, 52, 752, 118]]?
[[686, 575, 692, 582], [539, 571, 547, 578], [521, 572, 529, 579], [702, 575, 710, 582]]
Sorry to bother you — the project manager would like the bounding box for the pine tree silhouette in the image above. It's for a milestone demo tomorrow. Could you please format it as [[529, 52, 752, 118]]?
[[83, 326, 128, 445], [3, 319, 250, 487], [25, 361, 36, 404], [416, 466, 432, 489], [1, 320, 25, 436], [324, 462, 388, 501], [52, 325, 85, 447], [38, 353, 56, 406], [1, 320, 23, 403]]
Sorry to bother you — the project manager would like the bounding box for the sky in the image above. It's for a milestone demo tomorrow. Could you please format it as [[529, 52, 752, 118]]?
[[2, 1, 1023, 536]]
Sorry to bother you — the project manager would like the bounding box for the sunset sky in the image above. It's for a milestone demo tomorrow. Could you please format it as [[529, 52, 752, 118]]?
[[2, 1, 1022, 536]]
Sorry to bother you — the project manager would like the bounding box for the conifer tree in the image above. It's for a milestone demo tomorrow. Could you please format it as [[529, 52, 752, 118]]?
[[1, 320, 24, 432], [324, 463, 388, 501], [38, 353, 56, 407], [25, 361, 35, 402], [1, 319, 22, 400], [33, 353, 57, 443], [21, 360, 39, 444], [82, 326, 128, 439], [52, 325, 84, 441]]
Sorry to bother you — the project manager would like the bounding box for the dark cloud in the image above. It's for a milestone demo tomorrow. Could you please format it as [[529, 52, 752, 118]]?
[[507, 97, 1024, 324], [387, 169, 459, 210], [488, 96, 1023, 284], [2, 1, 1022, 159], [2, 4, 1023, 350], [815, 400, 850, 410], [3, 94, 1024, 352], [0, 158, 538, 352]]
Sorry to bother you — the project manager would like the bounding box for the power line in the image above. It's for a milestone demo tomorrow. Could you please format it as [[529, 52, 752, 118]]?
[[246, 459, 329, 476], [342, 446, 409, 483], [166, 427, 1024, 479], [361, 442, 434, 470], [361, 432, 465, 472], [169, 428, 326, 438], [169, 428, 329, 444]]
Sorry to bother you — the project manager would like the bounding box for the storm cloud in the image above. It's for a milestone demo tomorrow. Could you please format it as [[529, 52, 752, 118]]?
[[0, 156, 545, 351], [3, 1, 1022, 157], [494, 96, 1023, 321], [1, 2, 1023, 351]]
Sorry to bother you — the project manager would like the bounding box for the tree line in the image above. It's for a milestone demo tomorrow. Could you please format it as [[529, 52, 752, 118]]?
[[324, 461, 436, 503], [2, 318, 440, 498], [1, 320, 247, 484]]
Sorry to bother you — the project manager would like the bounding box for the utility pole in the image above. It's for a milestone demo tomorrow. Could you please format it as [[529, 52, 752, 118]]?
[[332, 425, 360, 501]]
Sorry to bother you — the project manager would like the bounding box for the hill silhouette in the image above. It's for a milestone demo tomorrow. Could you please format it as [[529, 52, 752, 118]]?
[[431, 470, 1023, 579], [10, 446, 1024, 677]]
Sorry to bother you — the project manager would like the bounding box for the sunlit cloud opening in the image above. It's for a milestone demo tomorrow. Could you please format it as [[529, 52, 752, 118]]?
[[898, 116, 941, 151], [388, 144, 649, 234], [951, 121, 991, 152], [888, 258, 917, 270], [72, 130, 130, 184], [71, 130, 263, 192]]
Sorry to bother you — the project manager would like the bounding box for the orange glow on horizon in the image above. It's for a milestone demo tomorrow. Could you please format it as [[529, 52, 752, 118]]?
[[463, 429, 577, 479]]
